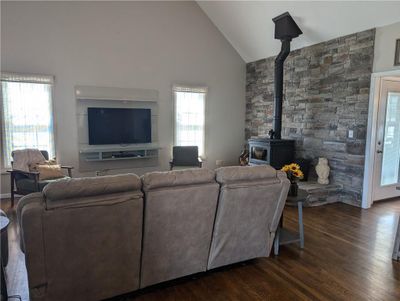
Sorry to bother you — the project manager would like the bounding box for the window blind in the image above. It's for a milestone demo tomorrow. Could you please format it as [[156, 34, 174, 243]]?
[[1, 73, 55, 167], [173, 85, 207, 157]]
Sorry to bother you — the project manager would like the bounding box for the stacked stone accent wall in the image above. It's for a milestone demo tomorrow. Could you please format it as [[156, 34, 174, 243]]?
[[246, 28, 375, 206]]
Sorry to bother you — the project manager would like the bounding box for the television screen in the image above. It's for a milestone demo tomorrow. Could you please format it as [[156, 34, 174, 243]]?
[[88, 107, 151, 145]]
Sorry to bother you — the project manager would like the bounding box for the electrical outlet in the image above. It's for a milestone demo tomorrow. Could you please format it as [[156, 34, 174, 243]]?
[[348, 130, 354, 139]]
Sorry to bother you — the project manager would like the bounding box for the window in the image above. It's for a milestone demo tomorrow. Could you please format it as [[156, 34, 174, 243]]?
[[173, 85, 207, 157], [1, 73, 55, 168]]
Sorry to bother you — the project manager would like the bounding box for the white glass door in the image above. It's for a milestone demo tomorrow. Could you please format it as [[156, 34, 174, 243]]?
[[373, 78, 400, 201]]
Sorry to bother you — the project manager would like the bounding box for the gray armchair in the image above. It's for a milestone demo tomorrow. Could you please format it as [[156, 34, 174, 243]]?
[[7, 150, 73, 207], [169, 146, 202, 170]]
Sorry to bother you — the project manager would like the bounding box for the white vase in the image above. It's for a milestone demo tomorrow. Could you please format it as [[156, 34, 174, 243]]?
[[316, 157, 330, 185]]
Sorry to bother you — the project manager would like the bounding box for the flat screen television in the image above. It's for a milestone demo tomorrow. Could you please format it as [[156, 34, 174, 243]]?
[[88, 107, 151, 145]]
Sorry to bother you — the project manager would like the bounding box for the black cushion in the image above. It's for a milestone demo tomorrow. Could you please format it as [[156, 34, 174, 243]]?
[[172, 146, 199, 166], [16, 177, 68, 193]]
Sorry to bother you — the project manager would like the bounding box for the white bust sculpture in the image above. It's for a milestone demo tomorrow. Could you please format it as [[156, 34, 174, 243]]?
[[316, 157, 330, 185]]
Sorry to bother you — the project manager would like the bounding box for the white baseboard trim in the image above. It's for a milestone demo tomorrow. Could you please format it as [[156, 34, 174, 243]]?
[[0, 193, 11, 199]]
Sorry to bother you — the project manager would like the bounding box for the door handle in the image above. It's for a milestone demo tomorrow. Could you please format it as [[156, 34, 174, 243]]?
[[377, 150, 383, 154]]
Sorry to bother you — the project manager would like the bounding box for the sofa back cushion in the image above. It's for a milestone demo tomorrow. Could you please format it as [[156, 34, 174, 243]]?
[[43, 173, 142, 209], [140, 168, 219, 288], [216, 165, 279, 184], [141, 168, 214, 190], [207, 165, 290, 270]]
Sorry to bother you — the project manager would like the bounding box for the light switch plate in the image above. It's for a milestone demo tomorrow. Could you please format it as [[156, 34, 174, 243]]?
[[348, 130, 354, 138]]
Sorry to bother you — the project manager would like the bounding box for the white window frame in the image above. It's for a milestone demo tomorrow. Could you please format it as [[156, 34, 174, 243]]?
[[173, 85, 207, 158], [1, 72, 56, 169]]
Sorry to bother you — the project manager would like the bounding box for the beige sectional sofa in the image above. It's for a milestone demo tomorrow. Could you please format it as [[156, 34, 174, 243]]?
[[17, 165, 289, 301]]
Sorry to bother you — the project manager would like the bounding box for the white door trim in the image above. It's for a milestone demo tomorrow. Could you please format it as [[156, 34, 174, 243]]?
[[362, 69, 400, 208]]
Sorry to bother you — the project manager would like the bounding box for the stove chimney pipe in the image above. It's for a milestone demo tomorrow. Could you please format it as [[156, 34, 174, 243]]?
[[269, 12, 302, 139]]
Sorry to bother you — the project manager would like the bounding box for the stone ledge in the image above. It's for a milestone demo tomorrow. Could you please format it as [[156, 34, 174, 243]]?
[[298, 181, 343, 207]]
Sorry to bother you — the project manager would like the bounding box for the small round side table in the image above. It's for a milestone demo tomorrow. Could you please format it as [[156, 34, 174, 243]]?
[[274, 189, 308, 255]]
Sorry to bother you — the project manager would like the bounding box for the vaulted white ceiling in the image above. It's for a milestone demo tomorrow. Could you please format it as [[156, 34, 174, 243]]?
[[197, 1, 400, 63]]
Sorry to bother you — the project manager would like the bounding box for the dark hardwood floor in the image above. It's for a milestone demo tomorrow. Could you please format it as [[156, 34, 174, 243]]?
[[1, 198, 400, 301]]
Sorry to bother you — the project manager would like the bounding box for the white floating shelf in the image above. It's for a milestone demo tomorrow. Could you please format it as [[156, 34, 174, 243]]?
[[80, 145, 161, 162]]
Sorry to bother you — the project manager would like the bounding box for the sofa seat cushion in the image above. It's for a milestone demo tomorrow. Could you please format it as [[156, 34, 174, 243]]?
[[142, 168, 215, 191]]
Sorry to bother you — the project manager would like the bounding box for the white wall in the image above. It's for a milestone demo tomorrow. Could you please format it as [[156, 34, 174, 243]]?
[[0, 1, 246, 194], [373, 21, 400, 72]]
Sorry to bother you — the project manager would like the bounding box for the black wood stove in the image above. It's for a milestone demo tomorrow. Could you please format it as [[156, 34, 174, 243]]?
[[248, 12, 302, 169], [248, 138, 294, 169]]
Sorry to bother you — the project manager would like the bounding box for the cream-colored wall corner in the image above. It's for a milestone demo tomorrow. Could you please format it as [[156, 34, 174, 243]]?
[[373, 21, 400, 72]]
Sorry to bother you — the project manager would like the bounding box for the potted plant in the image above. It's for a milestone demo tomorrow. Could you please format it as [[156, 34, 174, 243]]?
[[281, 163, 304, 196]]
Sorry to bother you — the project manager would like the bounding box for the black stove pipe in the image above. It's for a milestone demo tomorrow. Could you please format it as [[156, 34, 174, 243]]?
[[272, 39, 291, 140], [269, 12, 302, 140]]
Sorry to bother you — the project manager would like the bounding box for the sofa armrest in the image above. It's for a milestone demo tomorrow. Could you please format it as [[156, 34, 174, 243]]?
[[8, 169, 40, 178], [60, 166, 73, 169], [60, 166, 73, 177]]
